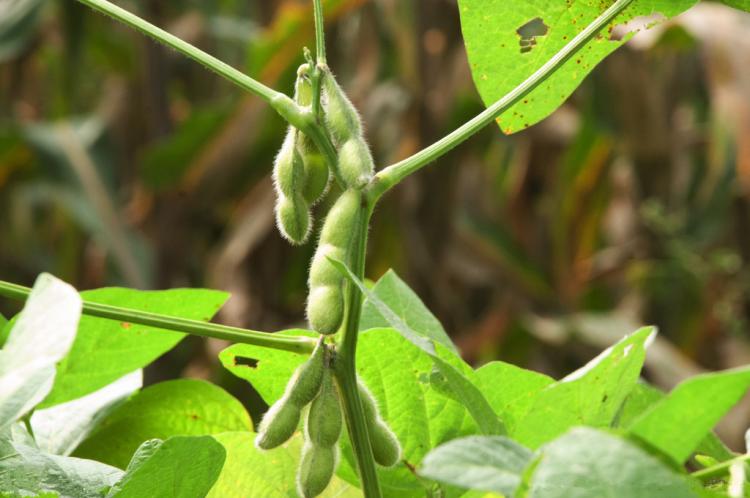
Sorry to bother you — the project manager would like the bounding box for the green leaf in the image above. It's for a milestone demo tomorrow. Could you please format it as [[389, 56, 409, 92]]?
[[628, 366, 750, 464], [42, 287, 229, 407], [511, 327, 655, 448], [419, 436, 533, 496], [360, 270, 457, 353], [74, 379, 251, 469], [30, 371, 142, 456], [221, 328, 478, 497], [458, 0, 699, 134], [106, 436, 225, 498], [208, 432, 360, 498], [719, 0, 750, 12], [524, 427, 699, 498], [330, 260, 505, 436], [475, 361, 554, 434], [0, 440, 123, 498], [0, 274, 81, 431]]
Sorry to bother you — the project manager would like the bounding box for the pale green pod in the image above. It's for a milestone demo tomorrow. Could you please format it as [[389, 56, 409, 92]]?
[[322, 70, 362, 145], [306, 285, 344, 335], [309, 244, 347, 288], [287, 340, 326, 406], [302, 152, 331, 205], [276, 194, 311, 245], [306, 368, 342, 448], [337, 137, 375, 189], [295, 64, 313, 107], [296, 443, 338, 498], [274, 128, 306, 196], [255, 397, 301, 450], [358, 380, 402, 467], [318, 189, 363, 250]]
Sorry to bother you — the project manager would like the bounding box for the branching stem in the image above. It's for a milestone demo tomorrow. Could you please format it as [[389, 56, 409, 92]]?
[[0, 280, 316, 355], [366, 0, 635, 202]]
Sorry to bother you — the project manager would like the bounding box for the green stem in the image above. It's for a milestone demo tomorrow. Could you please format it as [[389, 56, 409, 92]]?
[[333, 200, 382, 498], [313, 0, 327, 65], [0, 280, 316, 355], [693, 454, 750, 482], [367, 0, 635, 202]]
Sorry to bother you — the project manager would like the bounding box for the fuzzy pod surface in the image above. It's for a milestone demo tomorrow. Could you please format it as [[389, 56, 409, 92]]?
[[337, 137, 374, 189], [306, 368, 342, 448], [322, 70, 362, 145], [358, 380, 402, 467], [255, 399, 301, 450], [297, 442, 338, 498]]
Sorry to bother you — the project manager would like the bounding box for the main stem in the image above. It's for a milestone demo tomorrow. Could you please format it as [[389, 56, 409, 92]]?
[[333, 202, 382, 498], [368, 0, 635, 202], [0, 280, 316, 355]]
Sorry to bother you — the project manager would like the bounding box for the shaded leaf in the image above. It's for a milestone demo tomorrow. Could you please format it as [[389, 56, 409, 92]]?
[[74, 379, 251, 469], [42, 287, 229, 407], [419, 436, 532, 496], [524, 427, 699, 498], [106, 436, 225, 498]]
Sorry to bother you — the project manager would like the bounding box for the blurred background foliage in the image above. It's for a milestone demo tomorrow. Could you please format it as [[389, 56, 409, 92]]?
[[2, 0, 750, 445]]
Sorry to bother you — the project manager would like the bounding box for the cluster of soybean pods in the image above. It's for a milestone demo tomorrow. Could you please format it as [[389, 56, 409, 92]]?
[[256, 63, 401, 498]]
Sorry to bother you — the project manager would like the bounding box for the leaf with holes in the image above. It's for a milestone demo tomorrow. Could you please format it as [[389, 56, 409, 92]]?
[[41, 287, 229, 408], [458, 0, 699, 133], [73, 379, 251, 469]]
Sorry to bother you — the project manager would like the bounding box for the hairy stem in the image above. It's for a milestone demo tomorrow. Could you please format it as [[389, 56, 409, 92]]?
[[333, 201, 382, 498], [693, 454, 750, 482], [0, 280, 316, 355], [313, 0, 327, 65], [367, 0, 635, 202]]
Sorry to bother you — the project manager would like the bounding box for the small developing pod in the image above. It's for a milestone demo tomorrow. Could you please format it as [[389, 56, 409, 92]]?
[[306, 189, 364, 335], [306, 368, 342, 448], [255, 341, 326, 450], [322, 69, 362, 146], [337, 137, 375, 189], [273, 128, 312, 245], [296, 442, 339, 498], [358, 379, 402, 467]]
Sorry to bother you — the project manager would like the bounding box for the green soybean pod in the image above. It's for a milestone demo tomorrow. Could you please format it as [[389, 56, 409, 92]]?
[[306, 368, 342, 448], [287, 339, 326, 406], [318, 189, 363, 249], [309, 244, 347, 288], [302, 152, 330, 205], [276, 193, 311, 245], [255, 398, 301, 450], [297, 443, 338, 498], [322, 70, 362, 145], [358, 380, 402, 467], [306, 285, 344, 336], [295, 64, 313, 107], [273, 128, 306, 196], [337, 137, 375, 189]]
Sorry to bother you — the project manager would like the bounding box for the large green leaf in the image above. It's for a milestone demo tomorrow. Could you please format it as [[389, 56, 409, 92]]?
[[475, 362, 554, 434], [0, 274, 81, 431], [221, 328, 478, 498], [42, 287, 229, 407], [74, 379, 251, 469], [30, 371, 142, 457], [106, 436, 225, 498], [458, 0, 699, 134], [208, 432, 360, 498], [419, 436, 533, 496], [511, 327, 655, 448], [359, 270, 456, 353], [331, 260, 504, 437], [628, 366, 750, 464], [524, 428, 699, 498], [0, 439, 122, 498]]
